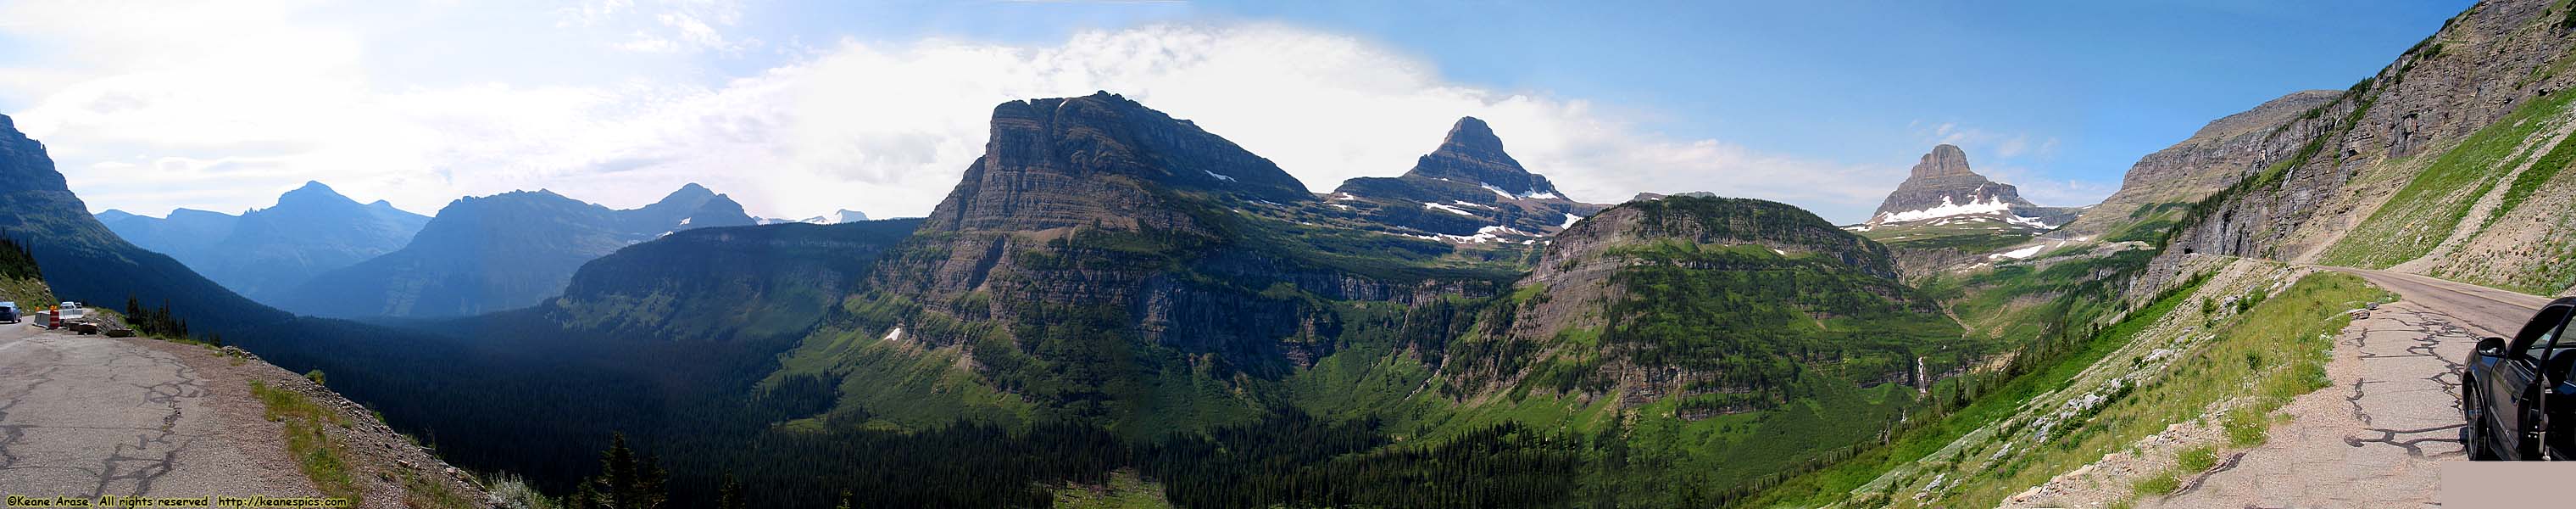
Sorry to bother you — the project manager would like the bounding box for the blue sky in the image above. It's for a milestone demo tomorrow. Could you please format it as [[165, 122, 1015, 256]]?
[[0, 0, 2471, 224]]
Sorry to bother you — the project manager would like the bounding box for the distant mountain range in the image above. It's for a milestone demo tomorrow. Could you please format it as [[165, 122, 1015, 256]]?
[[756, 209, 871, 225], [267, 183, 755, 318], [97, 182, 430, 301], [6, 1, 2575, 506]]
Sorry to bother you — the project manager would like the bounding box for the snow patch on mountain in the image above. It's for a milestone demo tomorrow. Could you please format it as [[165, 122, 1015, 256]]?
[[1424, 202, 1478, 216], [1875, 195, 2013, 224]]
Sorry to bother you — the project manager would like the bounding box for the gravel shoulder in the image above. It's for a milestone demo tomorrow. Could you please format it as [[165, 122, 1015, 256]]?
[[2, 322, 490, 508]]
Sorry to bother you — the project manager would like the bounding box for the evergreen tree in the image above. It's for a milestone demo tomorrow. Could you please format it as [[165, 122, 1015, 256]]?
[[715, 475, 746, 509], [585, 433, 667, 509]]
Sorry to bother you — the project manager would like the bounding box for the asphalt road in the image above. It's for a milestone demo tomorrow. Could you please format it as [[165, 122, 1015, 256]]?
[[2154, 267, 2549, 508], [0, 322, 298, 500]]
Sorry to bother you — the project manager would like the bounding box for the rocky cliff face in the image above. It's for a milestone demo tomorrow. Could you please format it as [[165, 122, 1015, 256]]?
[[1327, 117, 1606, 240], [2057, 90, 2340, 240], [2155, 0, 2576, 295]]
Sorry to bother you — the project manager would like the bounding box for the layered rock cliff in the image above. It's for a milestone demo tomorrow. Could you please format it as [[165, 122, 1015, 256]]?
[[2155, 0, 2576, 295]]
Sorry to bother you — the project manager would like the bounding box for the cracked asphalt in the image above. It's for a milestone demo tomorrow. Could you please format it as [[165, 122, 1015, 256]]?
[[2153, 268, 2551, 508], [0, 322, 312, 500]]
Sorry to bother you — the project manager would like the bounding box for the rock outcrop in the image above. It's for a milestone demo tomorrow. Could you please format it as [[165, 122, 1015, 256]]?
[[2057, 90, 2340, 240], [2150, 0, 2576, 294]]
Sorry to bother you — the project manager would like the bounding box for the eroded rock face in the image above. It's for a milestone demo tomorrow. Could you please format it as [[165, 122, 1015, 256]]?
[[2058, 90, 2339, 239], [1328, 117, 1605, 238], [2156, 0, 2576, 286]]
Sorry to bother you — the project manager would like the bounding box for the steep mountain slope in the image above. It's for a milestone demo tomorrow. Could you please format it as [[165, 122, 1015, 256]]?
[[274, 184, 754, 317], [0, 115, 293, 330], [96, 207, 240, 262], [211, 182, 431, 299], [768, 92, 1405, 430], [2056, 90, 2341, 242], [718, 93, 1977, 507], [1326, 117, 1607, 242], [539, 219, 923, 343], [2162, 0, 2576, 296], [93, 182, 430, 300]]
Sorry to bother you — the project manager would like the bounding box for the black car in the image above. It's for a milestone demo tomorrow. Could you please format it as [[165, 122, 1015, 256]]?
[[2462, 297, 2576, 460]]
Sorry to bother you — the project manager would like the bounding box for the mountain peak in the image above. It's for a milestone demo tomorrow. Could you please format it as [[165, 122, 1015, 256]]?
[[277, 180, 351, 204], [1910, 144, 1977, 179], [1438, 116, 1505, 157], [1869, 144, 2040, 225], [1399, 116, 1562, 199], [662, 182, 714, 200]]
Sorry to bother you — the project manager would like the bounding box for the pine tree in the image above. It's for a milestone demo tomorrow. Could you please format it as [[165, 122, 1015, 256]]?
[[584, 433, 667, 509], [715, 475, 747, 509]]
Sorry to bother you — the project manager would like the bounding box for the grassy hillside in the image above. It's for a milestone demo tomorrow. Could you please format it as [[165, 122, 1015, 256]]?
[[2320, 74, 2576, 268], [1738, 262, 2393, 508]]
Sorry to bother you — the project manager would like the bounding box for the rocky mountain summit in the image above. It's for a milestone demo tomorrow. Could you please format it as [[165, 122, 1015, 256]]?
[[1327, 117, 1606, 242], [1861, 144, 2077, 231]]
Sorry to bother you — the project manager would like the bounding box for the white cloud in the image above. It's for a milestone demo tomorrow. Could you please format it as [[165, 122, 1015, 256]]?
[[3, 4, 1910, 223], [1978, 165, 2117, 208]]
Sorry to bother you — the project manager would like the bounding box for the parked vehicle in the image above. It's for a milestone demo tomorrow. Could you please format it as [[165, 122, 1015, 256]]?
[[2462, 297, 2576, 460]]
